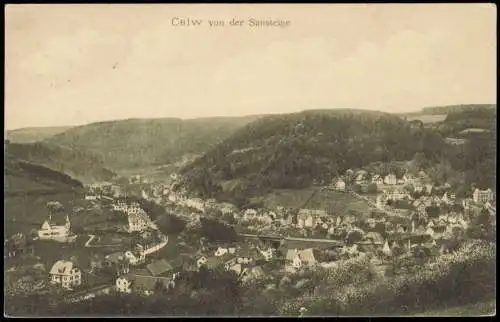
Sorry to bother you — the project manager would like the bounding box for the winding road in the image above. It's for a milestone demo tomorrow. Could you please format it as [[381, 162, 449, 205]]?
[[84, 234, 120, 248]]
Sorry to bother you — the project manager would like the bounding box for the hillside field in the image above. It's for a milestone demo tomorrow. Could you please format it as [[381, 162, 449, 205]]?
[[259, 187, 373, 217], [405, 114, 448, 124], [4, 192, 85, 236]]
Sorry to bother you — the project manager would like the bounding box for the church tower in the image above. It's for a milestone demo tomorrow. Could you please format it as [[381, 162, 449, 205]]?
[[65, 215, 71, 232]]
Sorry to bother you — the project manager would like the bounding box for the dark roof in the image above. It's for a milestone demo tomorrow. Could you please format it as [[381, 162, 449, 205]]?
[[123, 274, 172, 292], [146, 259, 173, 276], [171, 255, 197, 271], [206, 257, 224, 270], [358, 244, 376, 253]]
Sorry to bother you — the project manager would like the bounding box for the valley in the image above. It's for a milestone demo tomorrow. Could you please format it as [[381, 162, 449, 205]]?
[[4, 105, 496, 317]]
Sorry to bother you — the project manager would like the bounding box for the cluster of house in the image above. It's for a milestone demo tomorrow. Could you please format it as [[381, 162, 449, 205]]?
[[111, 201, 158, 233], [193, 243, 274, 284], [4, 233, 35, 259], [331, 169, 437, 193], [46, 230, 170, 295], [84, 182, 122, 200]]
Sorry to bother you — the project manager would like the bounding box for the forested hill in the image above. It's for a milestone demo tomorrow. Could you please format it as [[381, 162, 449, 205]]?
[[4, 154, 83, 195], [44, 116, 262, 170], [5, 142, 115, 184], [179, 109, 446, 202], [437, 105, 497, 137]]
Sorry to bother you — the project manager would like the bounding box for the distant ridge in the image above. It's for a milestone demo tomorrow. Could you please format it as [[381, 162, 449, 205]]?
[[6, 126, 73, 143], [5, 141, 115, 184], [421, 104, 495, 115], [44, 115, 263, 170]]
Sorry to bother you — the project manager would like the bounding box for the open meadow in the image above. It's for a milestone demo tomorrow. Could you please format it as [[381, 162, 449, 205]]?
[[405, 114, 448, 124], [4, 192, 85, 236], [261, 188, 373, 217]]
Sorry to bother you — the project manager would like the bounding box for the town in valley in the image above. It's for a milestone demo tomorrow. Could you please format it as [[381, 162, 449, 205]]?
[[4, 4, 496, 317]]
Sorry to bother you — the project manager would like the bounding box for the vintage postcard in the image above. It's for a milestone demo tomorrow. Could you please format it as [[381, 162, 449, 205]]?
[[4, 3, 496, 317]]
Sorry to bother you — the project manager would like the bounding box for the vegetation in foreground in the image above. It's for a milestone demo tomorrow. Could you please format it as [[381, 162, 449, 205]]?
[[5, 240, 495, 317]]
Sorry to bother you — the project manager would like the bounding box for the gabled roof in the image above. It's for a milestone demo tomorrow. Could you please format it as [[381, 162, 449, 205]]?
[[298, 248, 317, 264], [146, 259, 173, 276], [121, 274, 172, 292], [286, 249, 299, 261], [365, 232, 384, 244], [50, 260, 76, 276]]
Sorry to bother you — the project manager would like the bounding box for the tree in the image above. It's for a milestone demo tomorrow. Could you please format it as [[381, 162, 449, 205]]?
[[411, 152, 427, 171], [46, 201, 64, 216], [200, 218, 238, 243], [154, 280, 167, 294], [345, 230, 364, 245], [372, 222, 386, 237], [425, 205, 440, 218], [222, 213, 236, 225], [352, 184, 363, 194], [366, 183, 378, 194]]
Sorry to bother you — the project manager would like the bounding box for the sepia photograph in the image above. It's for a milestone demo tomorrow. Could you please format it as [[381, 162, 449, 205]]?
[[4, 3, 496, 317]]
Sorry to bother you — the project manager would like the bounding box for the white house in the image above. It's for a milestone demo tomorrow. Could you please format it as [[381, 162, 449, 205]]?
[[243, 209, 258, 221], [413, 200, 427, 214], [285, 248, 317, 272], [167, 194, 178, 203], [197, 256, 208, 268], [184, 198, 205, 212], [215, 247, 235, 257], [49, 260, 82, 289], [334, 179, 346, 192], [127, 212, 149, 233], [473, 188, 493, 204], [442, 192, 456, 205], [38, 215, 73, 242], [371, 175, 384, 186], [220, 203, 237, 215], [403, 174, 418, 185], [376, 195, 387, 210], [116, 274, 174, 295], [258, 247, 276, 261], [124, 250, 145, 266], [414, 183, 424, 193], [355, 172, 367, 184], [384, 174, 397, 185], [384, 188, 410, 201]]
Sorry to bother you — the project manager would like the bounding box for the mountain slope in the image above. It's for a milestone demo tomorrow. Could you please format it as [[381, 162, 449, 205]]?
[[5, 142, 115, 184], [4, 153, 83, 195], [6, 126, 73, 143], [179, 109, 446, 202], [438, 105, 497, 137], [44, 116, 262, 170]]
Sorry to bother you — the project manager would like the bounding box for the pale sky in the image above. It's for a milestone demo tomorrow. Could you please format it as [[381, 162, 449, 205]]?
[[5, 4, 497, 130]]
